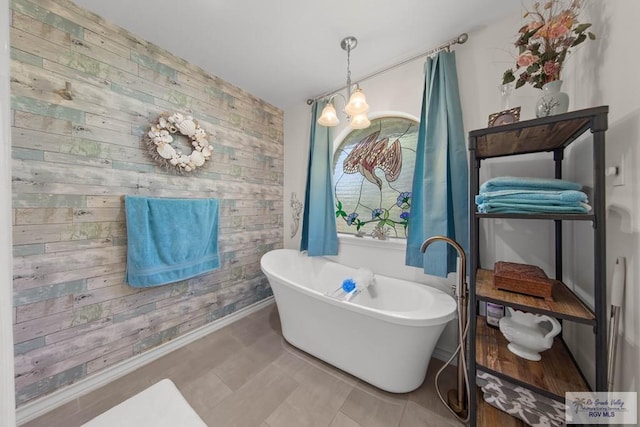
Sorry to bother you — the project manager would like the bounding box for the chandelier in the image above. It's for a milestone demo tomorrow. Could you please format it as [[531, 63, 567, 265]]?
[[317, 36, 370, 129]]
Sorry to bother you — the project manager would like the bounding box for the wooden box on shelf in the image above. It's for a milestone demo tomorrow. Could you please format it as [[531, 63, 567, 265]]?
[[493, 261, 554, 301]]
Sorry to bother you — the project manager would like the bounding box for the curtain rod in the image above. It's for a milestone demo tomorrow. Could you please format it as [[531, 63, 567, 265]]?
[[306, 32, 469, 105]]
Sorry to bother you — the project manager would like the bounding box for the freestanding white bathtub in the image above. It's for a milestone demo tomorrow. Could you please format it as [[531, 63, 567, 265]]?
[[260, 249, 457, 393]]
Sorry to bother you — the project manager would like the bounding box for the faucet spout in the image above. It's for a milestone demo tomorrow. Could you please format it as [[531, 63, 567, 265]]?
[[420, 235, 466, 293]]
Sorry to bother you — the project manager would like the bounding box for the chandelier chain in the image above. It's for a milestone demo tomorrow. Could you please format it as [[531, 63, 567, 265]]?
[[346, 43, 352, 96]]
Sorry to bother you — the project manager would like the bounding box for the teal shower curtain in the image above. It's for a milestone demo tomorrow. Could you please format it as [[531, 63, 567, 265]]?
[[300, 101, 339, 256], [405, 51, 468, 277]]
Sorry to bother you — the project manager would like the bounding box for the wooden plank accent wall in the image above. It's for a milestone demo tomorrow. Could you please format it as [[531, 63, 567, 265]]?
[[9, 0, 284, 405]]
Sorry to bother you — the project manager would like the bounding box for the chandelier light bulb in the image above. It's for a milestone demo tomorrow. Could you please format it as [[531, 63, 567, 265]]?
[[349, 112, 370, 129], [344, 88, 369, 116], [317, 102, 340, 127]]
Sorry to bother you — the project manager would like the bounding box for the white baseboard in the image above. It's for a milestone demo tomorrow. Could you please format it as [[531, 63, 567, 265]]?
[[16, 297, 275, 425]]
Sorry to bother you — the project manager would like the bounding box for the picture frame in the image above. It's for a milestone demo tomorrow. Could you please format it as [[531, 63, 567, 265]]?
[[488, 106, 521, 127]]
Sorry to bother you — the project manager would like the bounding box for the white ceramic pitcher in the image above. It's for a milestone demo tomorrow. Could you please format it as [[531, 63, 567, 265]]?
[[498, 307, 561, 361]]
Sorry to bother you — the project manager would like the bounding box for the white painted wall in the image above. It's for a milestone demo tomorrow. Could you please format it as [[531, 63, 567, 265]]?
[[284, 1, 639, 394], [1, 0, 17, 424], [567, 0, 640, 395]]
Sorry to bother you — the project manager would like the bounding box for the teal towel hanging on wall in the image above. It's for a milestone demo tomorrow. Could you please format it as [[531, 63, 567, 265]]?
[[124, 196, 220, 287]]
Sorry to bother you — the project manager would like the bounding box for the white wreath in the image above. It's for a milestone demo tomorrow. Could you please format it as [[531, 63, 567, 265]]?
[[146, 112, 213, 172]]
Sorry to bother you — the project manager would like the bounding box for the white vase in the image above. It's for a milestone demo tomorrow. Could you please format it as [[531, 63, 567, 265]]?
[[535, 80, 569, 118]]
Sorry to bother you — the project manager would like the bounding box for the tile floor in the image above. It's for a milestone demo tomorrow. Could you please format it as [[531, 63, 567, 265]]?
[[23, 302, 462, 427]]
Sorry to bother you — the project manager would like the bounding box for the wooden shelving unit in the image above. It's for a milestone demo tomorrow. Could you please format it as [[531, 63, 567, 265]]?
[[467, 106, 609, 426]]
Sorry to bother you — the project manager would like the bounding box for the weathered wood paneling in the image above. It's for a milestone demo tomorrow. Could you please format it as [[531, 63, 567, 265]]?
[[10, 0, 283, 405]]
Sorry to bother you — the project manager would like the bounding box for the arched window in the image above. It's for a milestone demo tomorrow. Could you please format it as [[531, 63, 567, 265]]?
[[333, 114, 419, 238]]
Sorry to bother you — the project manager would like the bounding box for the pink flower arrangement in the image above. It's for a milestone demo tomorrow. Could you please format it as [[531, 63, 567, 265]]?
[[503, 0, 595, 89]]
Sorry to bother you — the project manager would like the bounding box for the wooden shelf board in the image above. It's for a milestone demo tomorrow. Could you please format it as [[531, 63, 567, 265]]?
[[477, 388, 527, 427], [469, 106, 609, 159], [476, 269, 595, 324], [476, 318, 590, 401]]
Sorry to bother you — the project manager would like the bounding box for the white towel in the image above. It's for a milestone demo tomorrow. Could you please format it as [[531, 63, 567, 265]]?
[[354, 267, 375, 289]]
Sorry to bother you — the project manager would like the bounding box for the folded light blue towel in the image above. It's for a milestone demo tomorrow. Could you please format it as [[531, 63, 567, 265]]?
[[475, 190, 588, 204], [479, 176, 582, 193], [477, 201, 591, 214], [124, 196, 220, 287]]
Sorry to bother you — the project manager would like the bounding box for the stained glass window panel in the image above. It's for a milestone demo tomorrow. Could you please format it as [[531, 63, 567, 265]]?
[[333, 115, 418, 238]]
